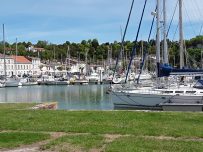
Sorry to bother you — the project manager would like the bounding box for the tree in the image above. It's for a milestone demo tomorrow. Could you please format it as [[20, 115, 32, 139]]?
[[36, 40, 48, 48], [91, 39, 99, 49]]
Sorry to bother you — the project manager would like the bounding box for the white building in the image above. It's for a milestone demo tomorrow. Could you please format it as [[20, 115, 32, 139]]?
[[29, 57, 41, 75], [26, 46, 45, 53], [0, 54, 41, 76]]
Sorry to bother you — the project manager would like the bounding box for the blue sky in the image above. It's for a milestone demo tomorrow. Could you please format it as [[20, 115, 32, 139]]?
[[0, 0, 203, 44]]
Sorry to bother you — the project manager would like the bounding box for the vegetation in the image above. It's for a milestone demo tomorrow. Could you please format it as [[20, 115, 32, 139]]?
[[41, 134, 104, 151], [0, 103, 203, 151], [0, 103, 35, 110], [105, 136, 203, 152], [0, 35, 203, 68], [0, 132, 50, 149], [0, 108, 203, 137]]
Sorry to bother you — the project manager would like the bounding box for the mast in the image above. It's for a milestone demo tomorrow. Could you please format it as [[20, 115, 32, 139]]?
[[53, 46, 56, 76], [60, 54, 62, 64], [107, 45, 113, 70], [3, 24, 6, 78], [85, 49, 88, 75], [15, 38, 18, 76], [53, 46, 56, 61], [68, 45, 70, 68], [179, 0, 184, 69], [120, 26, 124, 65], [65, 47, 67, 72], [163, 0, 168, 64], [156, 0, 160, 65], [141, 40, 143, 63]]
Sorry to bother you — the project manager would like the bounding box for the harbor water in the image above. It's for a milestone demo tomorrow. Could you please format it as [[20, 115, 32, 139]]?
[[0, 85, 113, 110]]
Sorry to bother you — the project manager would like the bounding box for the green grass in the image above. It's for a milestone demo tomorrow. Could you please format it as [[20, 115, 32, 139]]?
[[0, 108, 202, 138], [0, 132, 50, 149], [105, 136, 203, 152], [0, 103, 35, 110], [41, 134, 104, 151], [0, 103, 203, 151]]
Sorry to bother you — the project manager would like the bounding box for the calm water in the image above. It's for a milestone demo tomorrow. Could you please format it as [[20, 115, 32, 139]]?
[[0, 85, 113, 110]]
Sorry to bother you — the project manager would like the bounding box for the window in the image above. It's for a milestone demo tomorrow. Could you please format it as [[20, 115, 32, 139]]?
[[163, 91, 173, 94], [175, 91, 184, 94], [186, 91, 196, 94]]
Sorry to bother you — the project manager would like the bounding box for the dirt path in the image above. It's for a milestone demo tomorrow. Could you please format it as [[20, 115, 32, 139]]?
[[1, 132, 66, 152], [1, 131, 203, 152]]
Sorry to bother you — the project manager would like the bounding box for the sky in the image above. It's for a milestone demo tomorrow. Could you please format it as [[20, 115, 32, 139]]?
[[0, 0, 203, 44]]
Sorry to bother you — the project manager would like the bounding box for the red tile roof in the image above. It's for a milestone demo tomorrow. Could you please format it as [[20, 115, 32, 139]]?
[[11, 56, 31, 64]]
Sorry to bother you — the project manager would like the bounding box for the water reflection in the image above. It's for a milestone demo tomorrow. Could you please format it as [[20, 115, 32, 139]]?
[[0, 85, 113, 110]]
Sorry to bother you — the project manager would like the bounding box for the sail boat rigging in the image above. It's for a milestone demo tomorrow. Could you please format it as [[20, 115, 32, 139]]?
[[3, 24, 6, 80], [112, 0, 135, 84], [1, 24, 20, 87], [125, 0, 148, 83], [111, 0, 203, 111]]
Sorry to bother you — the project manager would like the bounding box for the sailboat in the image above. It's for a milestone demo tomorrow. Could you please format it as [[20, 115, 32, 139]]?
[[44, 47, 70, 85], [0, 79, 5, 88], [111, 0, 203, 111], [19, 76, 38, 86], [2, 24, 20, 87]]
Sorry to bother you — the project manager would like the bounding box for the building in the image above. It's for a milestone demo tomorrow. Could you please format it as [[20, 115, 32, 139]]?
[[26, 46, 45, 53], [0, 54, 15, 76], [0, 54, 41, 76], [28, 57, 41, 75]]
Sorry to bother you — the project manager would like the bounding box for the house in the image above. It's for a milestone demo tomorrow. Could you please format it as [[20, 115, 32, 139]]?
[[0, 54, 41, 76], [26, 46, 45, 53], [27, 57, 41, 75], [0, 54, 14, 76]]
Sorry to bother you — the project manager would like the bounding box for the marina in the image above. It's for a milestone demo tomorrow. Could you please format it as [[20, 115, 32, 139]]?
[[0, 0, 203, 151], [0, 84, 113, 110]]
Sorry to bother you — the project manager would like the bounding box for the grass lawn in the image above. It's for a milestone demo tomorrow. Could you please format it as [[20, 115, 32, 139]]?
[[0, 103, 202, 151], [41, 134, 104, 151], [0, 132, 50, 149], [0, 103, 35, 110], [105, 136, 203, 152], [40, 134, 203, 152]]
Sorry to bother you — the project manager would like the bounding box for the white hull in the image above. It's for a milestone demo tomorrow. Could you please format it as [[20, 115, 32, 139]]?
[[5, 82, 19, 87], [88, 80, 99, 84], [21, 82, 38, 86], [87, 73, 100, 84], [70, 80, 89, 85], [112, 77, 125, 84], [0, 83, 5, 88], [5, 79, 20, 87], [111, 88, 203, 109], [45, 81, 69, 85]]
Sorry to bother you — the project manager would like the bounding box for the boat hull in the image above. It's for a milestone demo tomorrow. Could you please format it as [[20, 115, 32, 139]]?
[[111, 91, 203, 110], [21, 82, 38, 86], [5, 81, 20, 87], [0, 83, 5, 88], [45, 81, 69, 85]]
